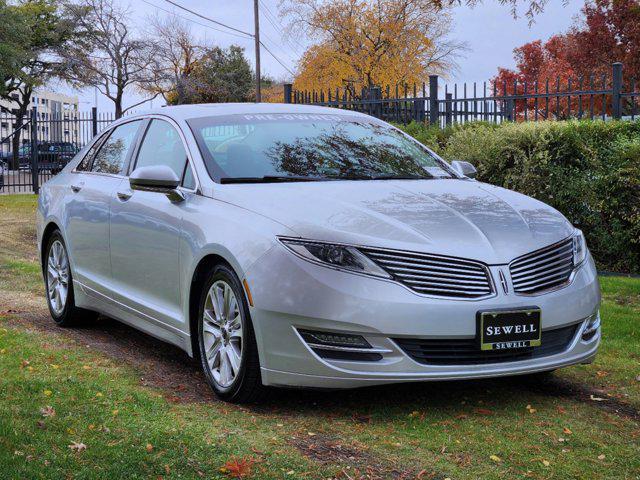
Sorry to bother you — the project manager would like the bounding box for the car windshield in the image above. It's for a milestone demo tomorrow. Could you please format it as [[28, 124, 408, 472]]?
[[188, 113, 454, 183]]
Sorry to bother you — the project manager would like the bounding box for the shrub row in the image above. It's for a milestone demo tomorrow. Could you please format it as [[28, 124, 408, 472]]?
[[397, 120, 640, 274]]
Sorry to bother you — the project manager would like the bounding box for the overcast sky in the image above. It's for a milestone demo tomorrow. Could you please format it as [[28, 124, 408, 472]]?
[[56, 0, 584, 113]]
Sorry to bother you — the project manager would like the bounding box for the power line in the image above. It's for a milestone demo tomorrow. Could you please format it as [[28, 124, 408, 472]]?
[[258, 0, 304, 57], [141, 0, 252, 40], [162, 0, 253, 38], [260, 41, 295, 76], [147, 0, 296, 79]]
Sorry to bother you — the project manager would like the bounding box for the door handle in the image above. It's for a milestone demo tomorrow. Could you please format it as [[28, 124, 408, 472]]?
[[70, 182, 83, 193], [117, 190, 133, 201]]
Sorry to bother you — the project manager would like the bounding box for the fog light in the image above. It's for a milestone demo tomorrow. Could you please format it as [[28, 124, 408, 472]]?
[[582, 311, 600, 341], [298, 329, 371, 348]]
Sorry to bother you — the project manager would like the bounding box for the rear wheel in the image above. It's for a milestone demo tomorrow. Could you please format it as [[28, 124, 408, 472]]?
[[44, 231, 97, 326], [197, 264, 266, 403]]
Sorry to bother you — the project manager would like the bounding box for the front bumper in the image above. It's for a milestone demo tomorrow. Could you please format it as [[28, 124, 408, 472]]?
[[245, 245, 601, 389]]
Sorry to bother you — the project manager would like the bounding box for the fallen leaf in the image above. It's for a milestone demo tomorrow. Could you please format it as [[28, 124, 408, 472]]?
[[475, 408, 494, 416], [596, 371, 608, 377], [68, 442, 87, 453], [82, 365, 91, 370], [563, 427, 572, 435], [50, 364, 60, 369], [222, 457, 254, 478], [43, 390, 52, 397], [526, 404, 537, 414], [598, 454, 606, 460], [146, 443, 153, 453], [408, 410, 420, 418], [490, 454, 501, 463], [542, 460, 550, 467], [95, 392, 103, 398], [40, 406, 55, 418], [557, 406, 567, 414], [307, 432, 316, 436], [590, 395, 606, 402]]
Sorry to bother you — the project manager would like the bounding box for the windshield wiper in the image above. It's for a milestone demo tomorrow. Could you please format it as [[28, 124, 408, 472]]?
[[370, 174, 433, 180], [219, 175, 330, 184]]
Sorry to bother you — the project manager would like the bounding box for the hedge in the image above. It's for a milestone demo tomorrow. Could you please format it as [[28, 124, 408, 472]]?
[[397, 120, 640, 274]]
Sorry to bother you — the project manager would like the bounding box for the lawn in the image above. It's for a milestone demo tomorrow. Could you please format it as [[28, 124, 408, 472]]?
[[0, 194, 638, 479]]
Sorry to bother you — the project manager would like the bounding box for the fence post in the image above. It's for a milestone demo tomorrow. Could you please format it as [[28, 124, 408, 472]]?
[[445, 93, 453, 126], [505, 98, 515, 122], [30, 107, 39, 194], [429, 75, 439, 125], [283, 83, 293, 104], [91, 106, 98, 137], [612, 62, 623, 120], [369, 86, 382, 118]]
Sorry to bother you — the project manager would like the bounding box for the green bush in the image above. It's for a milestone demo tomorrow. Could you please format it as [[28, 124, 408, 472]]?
[[396, 120, 640, 274]]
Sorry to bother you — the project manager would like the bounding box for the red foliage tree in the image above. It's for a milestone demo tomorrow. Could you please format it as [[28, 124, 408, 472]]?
[[494, 0, 640, 119]]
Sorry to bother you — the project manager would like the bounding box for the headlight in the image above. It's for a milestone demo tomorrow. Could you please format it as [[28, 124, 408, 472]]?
[[279, 238, 391, 278], [572, 229, 587, 266]]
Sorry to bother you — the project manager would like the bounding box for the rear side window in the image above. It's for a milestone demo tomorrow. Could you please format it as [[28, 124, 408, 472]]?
[[134, 119, 188, 181], [76, 131, 110, 171], [91, 120, 142, 175]]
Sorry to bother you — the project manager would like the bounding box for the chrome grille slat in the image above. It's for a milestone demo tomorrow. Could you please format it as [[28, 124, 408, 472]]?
[[366, 259, 487, 277], [510, 259, 573, 281], [403, 279, 491, 291], [510, 246, 573, 273], [510, 238, 574, 295], [360, 247, 493, 299], [363, 251, 485, 271], [397, 273, 491, 286]]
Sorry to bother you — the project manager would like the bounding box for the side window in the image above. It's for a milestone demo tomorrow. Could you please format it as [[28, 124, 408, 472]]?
[[75, 131, 109, 171], [134, 120, 188, 181], [91, 120, 142, 175], [182, 164, 196, 190]]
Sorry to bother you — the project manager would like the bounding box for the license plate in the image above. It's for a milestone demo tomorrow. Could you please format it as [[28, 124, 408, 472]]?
[[477, 308, 541, 351]]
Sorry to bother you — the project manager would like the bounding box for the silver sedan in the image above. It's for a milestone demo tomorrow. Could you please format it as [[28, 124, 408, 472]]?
[[36, 104, 601, 403]]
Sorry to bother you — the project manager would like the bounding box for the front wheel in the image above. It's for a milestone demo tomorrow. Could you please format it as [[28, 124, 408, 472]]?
[[197, 264, 266, 403], [44, 231, 97, 326]]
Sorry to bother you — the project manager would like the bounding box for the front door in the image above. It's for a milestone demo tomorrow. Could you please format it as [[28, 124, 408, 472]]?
[[65, 120, 143, 294], [109, 119, 195, 330]]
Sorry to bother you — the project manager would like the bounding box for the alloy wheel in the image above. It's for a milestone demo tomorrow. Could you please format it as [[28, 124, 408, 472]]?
[[202, 280, 243, 388], [47, 239, 69, 316]]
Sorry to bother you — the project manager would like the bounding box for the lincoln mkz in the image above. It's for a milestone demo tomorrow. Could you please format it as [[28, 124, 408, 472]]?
[[36, 104, 601, 402]]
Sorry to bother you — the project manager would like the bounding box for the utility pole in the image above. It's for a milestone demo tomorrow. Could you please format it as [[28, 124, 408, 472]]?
[[253, 0, 261, 102]]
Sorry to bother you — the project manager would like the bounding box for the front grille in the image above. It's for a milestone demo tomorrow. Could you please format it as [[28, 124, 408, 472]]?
[[394, 323, 580, 365], [509, 237, 574, 294], [361, 247, 493, 299]]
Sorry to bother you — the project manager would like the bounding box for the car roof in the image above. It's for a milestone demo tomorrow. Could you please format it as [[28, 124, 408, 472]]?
[[126, 102, 370, 122]]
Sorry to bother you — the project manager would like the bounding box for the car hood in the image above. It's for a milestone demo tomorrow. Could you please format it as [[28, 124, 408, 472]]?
[[214, 179, 573, 264]]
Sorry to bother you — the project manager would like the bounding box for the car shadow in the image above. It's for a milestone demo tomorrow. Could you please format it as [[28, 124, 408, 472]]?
[[24, 311, 635, 421]]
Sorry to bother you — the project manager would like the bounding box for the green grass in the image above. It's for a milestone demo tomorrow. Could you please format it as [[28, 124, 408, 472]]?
[[0, 194, 639, 479]]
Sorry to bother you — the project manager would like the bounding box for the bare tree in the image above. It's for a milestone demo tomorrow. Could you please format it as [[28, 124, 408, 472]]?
[[62, 0, 156, 118], [138, 14, 205, 104]]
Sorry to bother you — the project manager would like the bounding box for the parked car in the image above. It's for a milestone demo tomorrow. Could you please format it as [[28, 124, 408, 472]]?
[[15, 142, 78, 174], [36, 104, 601, 403]]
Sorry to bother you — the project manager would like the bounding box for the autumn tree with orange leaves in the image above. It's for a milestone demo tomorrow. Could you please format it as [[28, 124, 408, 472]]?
[[281, 0, 465, 93]]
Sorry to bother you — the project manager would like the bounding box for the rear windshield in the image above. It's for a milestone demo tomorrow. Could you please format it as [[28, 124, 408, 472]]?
[[187, 113, 453, 183]]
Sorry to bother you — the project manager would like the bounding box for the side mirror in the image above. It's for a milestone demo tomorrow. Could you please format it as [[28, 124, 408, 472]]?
[[450, 160, 477, 179], [129, 165, 184, 201]]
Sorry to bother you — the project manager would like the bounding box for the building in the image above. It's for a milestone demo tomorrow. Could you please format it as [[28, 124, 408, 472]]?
[[1, 89, 80, 156]]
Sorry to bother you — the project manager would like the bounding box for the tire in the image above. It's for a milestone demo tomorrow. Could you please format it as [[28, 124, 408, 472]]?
[[44, 230, 97, 327], [196, 264, 266, 403]]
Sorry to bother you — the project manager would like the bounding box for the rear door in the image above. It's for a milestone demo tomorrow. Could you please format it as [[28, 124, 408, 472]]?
[[64, 120, 143, 294], [109, 118, 197, 330]]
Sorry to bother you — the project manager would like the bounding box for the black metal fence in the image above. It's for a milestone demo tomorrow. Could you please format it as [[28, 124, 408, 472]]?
[[284, 62, 640, 127], [1, 107, 115, 194]]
